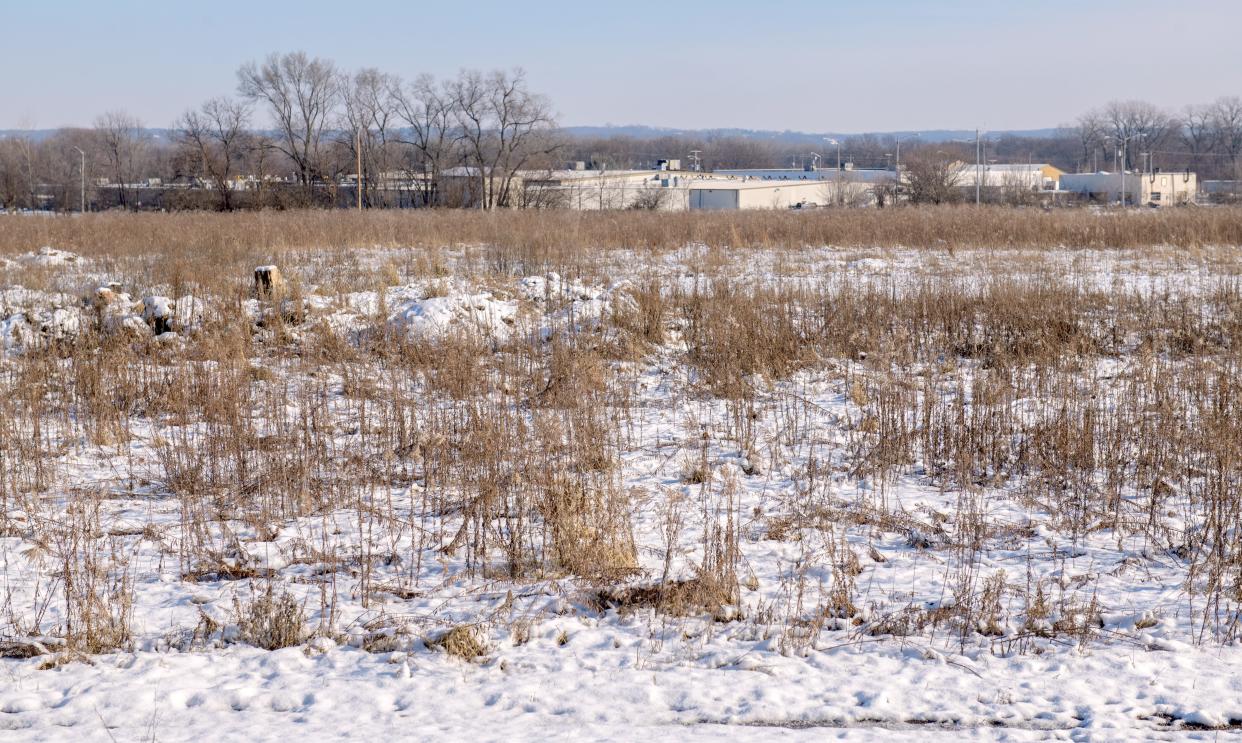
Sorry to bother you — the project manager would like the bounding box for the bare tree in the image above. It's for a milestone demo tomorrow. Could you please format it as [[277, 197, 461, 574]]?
[[1181, 104, 1217, 172], [449, 68, 560, 209], [94, 110, 146, 209], [237, 52, 341, 190], [0, 139, 29, 210], [901, 149, 965, 205], [1074, 110, 1109, 171], [339, 68, 401, 207], [176, 98, 251, 210], [1213, 96, 1242, 175], [246, 133, 279, 208], [0, 134, 39, 211], [629, 187, 669, 210], [1101, 100, 1173, 170], [818, 179, 873, 208], [391, 74, 458, 207]]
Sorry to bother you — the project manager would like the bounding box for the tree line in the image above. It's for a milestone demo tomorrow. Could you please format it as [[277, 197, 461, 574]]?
[[1, 52, 559, 211], [2, 51, 1241, 211]]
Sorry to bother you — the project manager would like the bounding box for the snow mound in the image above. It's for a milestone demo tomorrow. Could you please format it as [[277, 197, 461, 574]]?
[[0, 285, 206, 354], [142, 295, 174, 321], [172, 295, 209, 332], [136, 294, 209, 334], [518, 272, 598, 302], [17, 246, 82, 267], [1, 287, 84, 354], [95, 286, 146, 336], [389, 291, 517, 340], [0, 306, 83, 353], [307, 276, 644, 346], [523, 273, 635, 340]]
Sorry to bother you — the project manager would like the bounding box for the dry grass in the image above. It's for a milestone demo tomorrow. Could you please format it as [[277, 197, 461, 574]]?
[[3, 208, 1242, 660], [233, 584, 307, 651], [429, 624, 489, 661], [2, 206, 1241, 265]]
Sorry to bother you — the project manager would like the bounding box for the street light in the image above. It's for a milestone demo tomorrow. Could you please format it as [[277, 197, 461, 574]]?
[[895, 133, 919, 204], [975, 129, 987, 205], [72, 146, 86, 213], [1106, 132, 1142, 207], [825, 138, 842, 206]]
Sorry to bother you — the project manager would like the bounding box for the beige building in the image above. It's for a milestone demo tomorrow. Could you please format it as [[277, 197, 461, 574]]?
[[437, 166, 879, 211], [687, 177, 873, 210], [438, 166, 687, 209], [1059, 171, 1198, 206], [954, 163, 1065, 191]]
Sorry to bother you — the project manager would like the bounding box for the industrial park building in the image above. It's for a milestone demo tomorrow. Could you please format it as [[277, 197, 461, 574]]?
[[1059, 171, 1198, 206], [953, 163, 1065, 191], [686, 179, 853, 209]]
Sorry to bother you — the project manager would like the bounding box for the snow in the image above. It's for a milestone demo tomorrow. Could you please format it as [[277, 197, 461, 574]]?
[[3, 243, 1242, 740], [389, 290, 518, 340], [302, 273, 626, 344], [1, 633, 1238, 740], [142, 295, 174, 321], [13, 246, 82, 267], [0, 288, 84, 353]]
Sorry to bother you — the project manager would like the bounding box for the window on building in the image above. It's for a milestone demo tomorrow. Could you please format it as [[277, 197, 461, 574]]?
[[1151, 193, 1162, 201]]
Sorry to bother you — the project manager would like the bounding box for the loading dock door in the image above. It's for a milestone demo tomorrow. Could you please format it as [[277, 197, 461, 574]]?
[[690, 189, 739, 210]]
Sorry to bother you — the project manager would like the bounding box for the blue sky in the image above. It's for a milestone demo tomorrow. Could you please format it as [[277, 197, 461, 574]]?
[[4, 0, 1239, 132]]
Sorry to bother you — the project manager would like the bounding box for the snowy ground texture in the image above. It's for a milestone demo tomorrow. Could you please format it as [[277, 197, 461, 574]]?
[[3, 241, 1242, 741]]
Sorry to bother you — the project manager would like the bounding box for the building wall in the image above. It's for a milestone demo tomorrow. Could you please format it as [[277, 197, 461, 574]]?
[[956, 165, 1062, 191], [1138, 172, 1196, 205], [690, 188, 739, 210], [689, 180, 867, 210], [1059, 173, 1138, 204], [1058, 172, 1198, 205], [1040, 165, 1066, 186]]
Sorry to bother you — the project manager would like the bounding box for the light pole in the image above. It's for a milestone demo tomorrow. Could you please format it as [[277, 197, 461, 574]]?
[[72, 146, 86, 213], [1107, 133, 1141, 207], [975, 129, 988, 205], [825, 138, 842, 206], [895, 133, 919, 204]]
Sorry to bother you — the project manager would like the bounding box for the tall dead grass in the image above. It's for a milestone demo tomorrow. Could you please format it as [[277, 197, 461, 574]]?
[[4, 210, 1242, 655], [3, 207, 1242, 266]]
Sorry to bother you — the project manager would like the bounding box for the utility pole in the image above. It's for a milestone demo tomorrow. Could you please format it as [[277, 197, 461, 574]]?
[[894, 133, 919, 205], [689, 150, 701, 172], [975, 129, 981, 205], [1114, 132, 1140, 208], [72, 147, 86, 213], [1122, 137, 1127, 207], [826, 138, 842, 206], [356, 129, 363, 211]]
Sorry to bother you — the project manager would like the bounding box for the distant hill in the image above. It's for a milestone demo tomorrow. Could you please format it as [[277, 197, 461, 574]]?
[[563, 125, 1064, 143], [2, 125, 1065, 144], [0, 128, 179, 142]]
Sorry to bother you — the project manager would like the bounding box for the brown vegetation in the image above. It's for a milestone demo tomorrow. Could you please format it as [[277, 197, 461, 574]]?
[[3, 208, 1242, 659], [2, 206, 1241, 267]]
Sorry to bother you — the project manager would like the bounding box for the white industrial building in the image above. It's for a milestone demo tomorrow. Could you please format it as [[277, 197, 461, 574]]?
[[521, 168, 688, 210], [436, 161, 896, 211], [1059, 171, 1198, 206], [714, 167, 894, 185], [953, 163, 1065, 191], [437, 166, 689, 210], [686, 178, 870, 210]]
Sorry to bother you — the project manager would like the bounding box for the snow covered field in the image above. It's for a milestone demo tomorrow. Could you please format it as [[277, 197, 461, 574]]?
[[3, 240, 1242, 741]]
